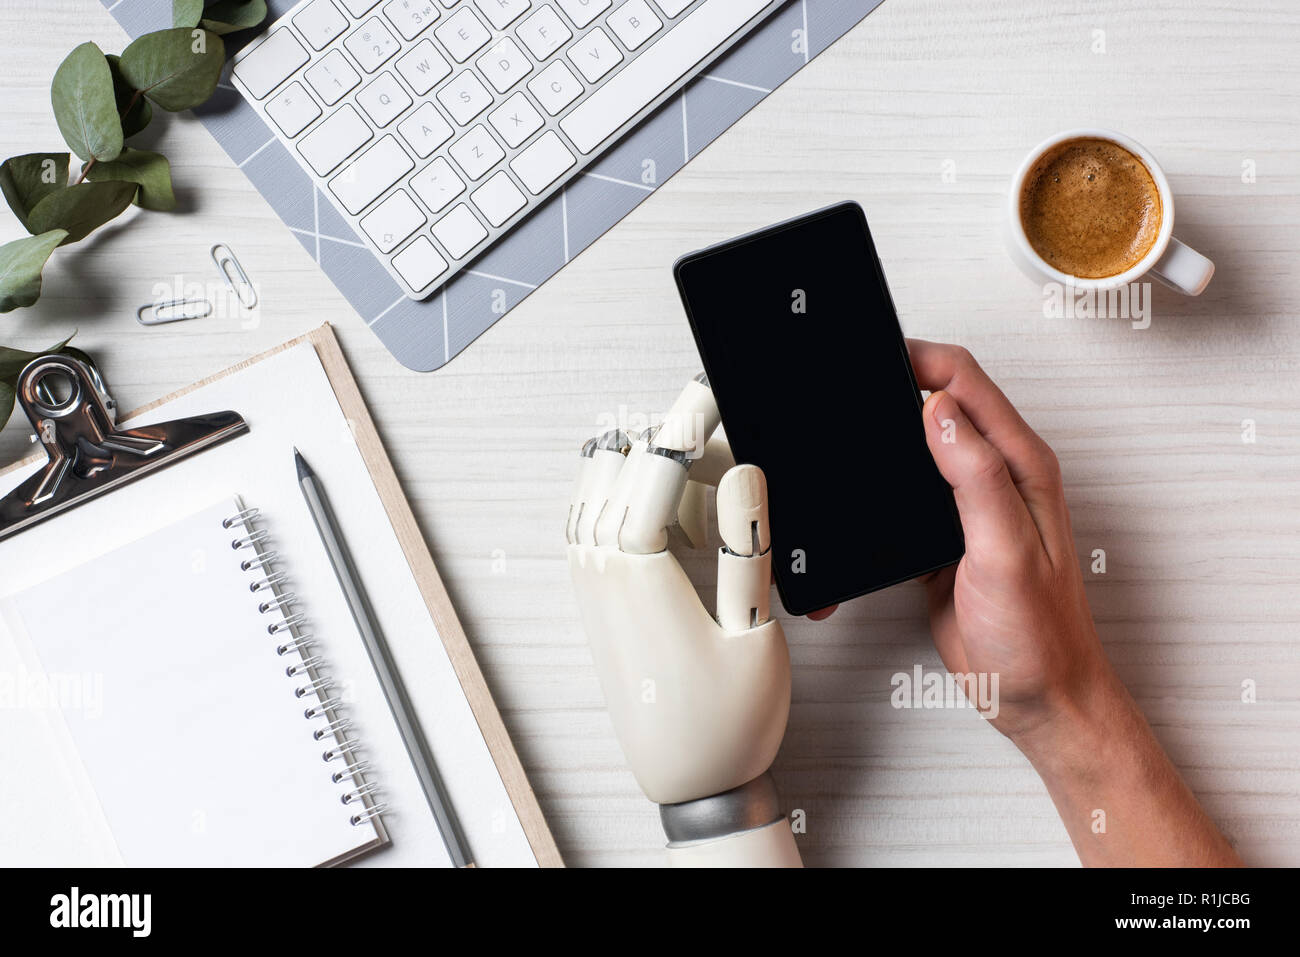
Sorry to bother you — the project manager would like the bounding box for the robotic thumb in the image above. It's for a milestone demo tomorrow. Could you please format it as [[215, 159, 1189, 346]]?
[[715, 464, 773, 631]]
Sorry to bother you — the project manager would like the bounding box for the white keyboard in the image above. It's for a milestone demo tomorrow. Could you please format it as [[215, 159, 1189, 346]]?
[[231, 0, 783, 299]]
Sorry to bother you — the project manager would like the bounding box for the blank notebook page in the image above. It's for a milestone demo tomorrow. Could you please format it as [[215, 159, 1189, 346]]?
[[1, 498, 383, 867]]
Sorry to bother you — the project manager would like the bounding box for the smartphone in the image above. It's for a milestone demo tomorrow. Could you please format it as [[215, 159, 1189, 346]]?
[[673, 201, 964, 615]]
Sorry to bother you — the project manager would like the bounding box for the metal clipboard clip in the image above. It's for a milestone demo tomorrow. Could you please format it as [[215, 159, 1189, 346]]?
[[0, 352, 249, 541]]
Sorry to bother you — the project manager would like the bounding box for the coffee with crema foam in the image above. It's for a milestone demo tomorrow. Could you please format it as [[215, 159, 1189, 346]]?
[[1019, 137, 1163, 279]]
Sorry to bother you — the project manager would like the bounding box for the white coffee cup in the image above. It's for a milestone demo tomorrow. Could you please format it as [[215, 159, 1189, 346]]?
[[1006, 128, 1214, 296]]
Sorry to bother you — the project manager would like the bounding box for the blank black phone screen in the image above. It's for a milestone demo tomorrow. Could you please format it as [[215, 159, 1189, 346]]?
[[674, 202, 964, 615]]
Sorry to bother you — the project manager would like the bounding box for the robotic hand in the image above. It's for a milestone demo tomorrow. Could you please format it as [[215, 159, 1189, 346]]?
[[566, 375, 801, 867]]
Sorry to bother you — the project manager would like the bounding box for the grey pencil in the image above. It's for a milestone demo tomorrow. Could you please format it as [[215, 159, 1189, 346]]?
[[294, 447, 473, 868]]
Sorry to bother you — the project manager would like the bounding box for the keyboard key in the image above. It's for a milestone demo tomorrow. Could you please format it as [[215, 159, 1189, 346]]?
[[473, 0, 530, 30], [383, 0, 439, 40], [477, 37, 532, 94], [305, 49, 361, 105], [233, 28, 309, 99], [265, 81, 322, 137], [562, 0, 768, 153], [567, 26, 622, 83], [356, 71, 412, 126], [410, 157, 465, 212], [329, 135, 414, 214], [297, 104, 373, 174], [396, 39, 451, 94], [528, 60, 583, 114], [345, 17, 401, 72], [509, 129, 575, 193], [556, 0, 611, 29], [488, 91, 543, 148], [448, 124, 505, 179], [432, 204, 488, 258], [294, 0, 349, 49], [607, 0, 661, 50], [437, 70, 494, 124], [232, 0, 776, 301], [391, 236, 448, 292], [517, 5, 571, 60], [471, 170, 526, 226], [398, 102, 454, 156], [435, 7, 490, 62], [359, 188, 426, 252]]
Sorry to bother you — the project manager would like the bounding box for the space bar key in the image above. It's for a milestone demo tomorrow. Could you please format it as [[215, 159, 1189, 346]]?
[[560, 0, 771, 155]]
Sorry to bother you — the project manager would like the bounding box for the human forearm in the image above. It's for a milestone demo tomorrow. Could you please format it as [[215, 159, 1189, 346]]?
[[911, 341, 1243, 867], [1013, 670, 1242, 867]]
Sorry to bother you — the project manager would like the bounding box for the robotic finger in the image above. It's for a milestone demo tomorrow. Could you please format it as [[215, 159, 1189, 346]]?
[[673, 433, 736, 546], [567, 437, 598, 544], [715, 464, 772, 631], [570, 430, 629, 544], [686, 433, 735, 488], [653, 373, 721, 456], [616, 375, 724, 554], [592, 426, 655, 547]]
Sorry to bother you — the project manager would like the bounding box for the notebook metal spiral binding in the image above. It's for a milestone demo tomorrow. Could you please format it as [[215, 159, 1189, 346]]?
[[224, 506, 389, 827], [278, 636, 315, 657], [305, 697, 341, 720], [240, 551, 277, 573], [249, 570, 288, 593], [268, 613, 307, 636]]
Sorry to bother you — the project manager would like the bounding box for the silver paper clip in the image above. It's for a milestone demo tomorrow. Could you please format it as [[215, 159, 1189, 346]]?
[[136, 298, 213, 326], [211, 243, 258, 309]]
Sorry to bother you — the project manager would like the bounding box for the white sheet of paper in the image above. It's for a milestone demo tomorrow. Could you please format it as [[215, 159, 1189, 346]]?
[[3, 500, 381, 866], [0, 341, 536, 867]]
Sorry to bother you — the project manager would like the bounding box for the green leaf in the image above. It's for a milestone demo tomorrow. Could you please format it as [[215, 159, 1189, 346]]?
[[200, 0, 268, 35], [0, 153, 70, 232], [174, 0, 270, 34], [51, 42, 124, 163], [118, 28, 226, 112], [0, 231, 68, 313], [0, 380, 14, 430], [0, 336, 73, 382], [85, 148, 175, 212], [106, 54, 153, 138], [173, 0, 204, 28], [26, 181, 137, 245]]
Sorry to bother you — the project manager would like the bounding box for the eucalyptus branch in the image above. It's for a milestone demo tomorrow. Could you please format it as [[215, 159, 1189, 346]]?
[[0, 0, 270, 430], [71, 157, 95, 186], [122, 87, 145, 117]]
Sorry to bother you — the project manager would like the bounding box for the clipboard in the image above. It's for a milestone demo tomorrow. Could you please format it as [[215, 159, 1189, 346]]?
[[0, 323, 562, 868]]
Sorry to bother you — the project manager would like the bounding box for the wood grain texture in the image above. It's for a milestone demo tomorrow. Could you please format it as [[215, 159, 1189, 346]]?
[[307, 325, 564, 868], [2, 0, 1298, 866]]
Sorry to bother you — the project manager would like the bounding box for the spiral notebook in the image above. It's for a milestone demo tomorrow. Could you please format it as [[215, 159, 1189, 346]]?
[[0, 325, 560, 867], [0, 499, 384, 867]]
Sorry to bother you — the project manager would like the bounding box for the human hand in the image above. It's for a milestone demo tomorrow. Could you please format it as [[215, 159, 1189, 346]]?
[[908, 339, 1239, 865], [907, 339, 1118, 743]]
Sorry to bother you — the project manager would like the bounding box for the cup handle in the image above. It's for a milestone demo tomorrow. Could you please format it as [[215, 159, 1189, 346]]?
[[1150, 237, 1214, 296]]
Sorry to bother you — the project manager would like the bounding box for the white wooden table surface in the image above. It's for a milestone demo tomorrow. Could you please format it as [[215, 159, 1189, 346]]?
[[3, 0, 1298, 866]]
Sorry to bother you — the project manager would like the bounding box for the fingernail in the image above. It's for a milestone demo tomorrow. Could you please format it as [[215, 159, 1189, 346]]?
[[926, 389, 953, 427]]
